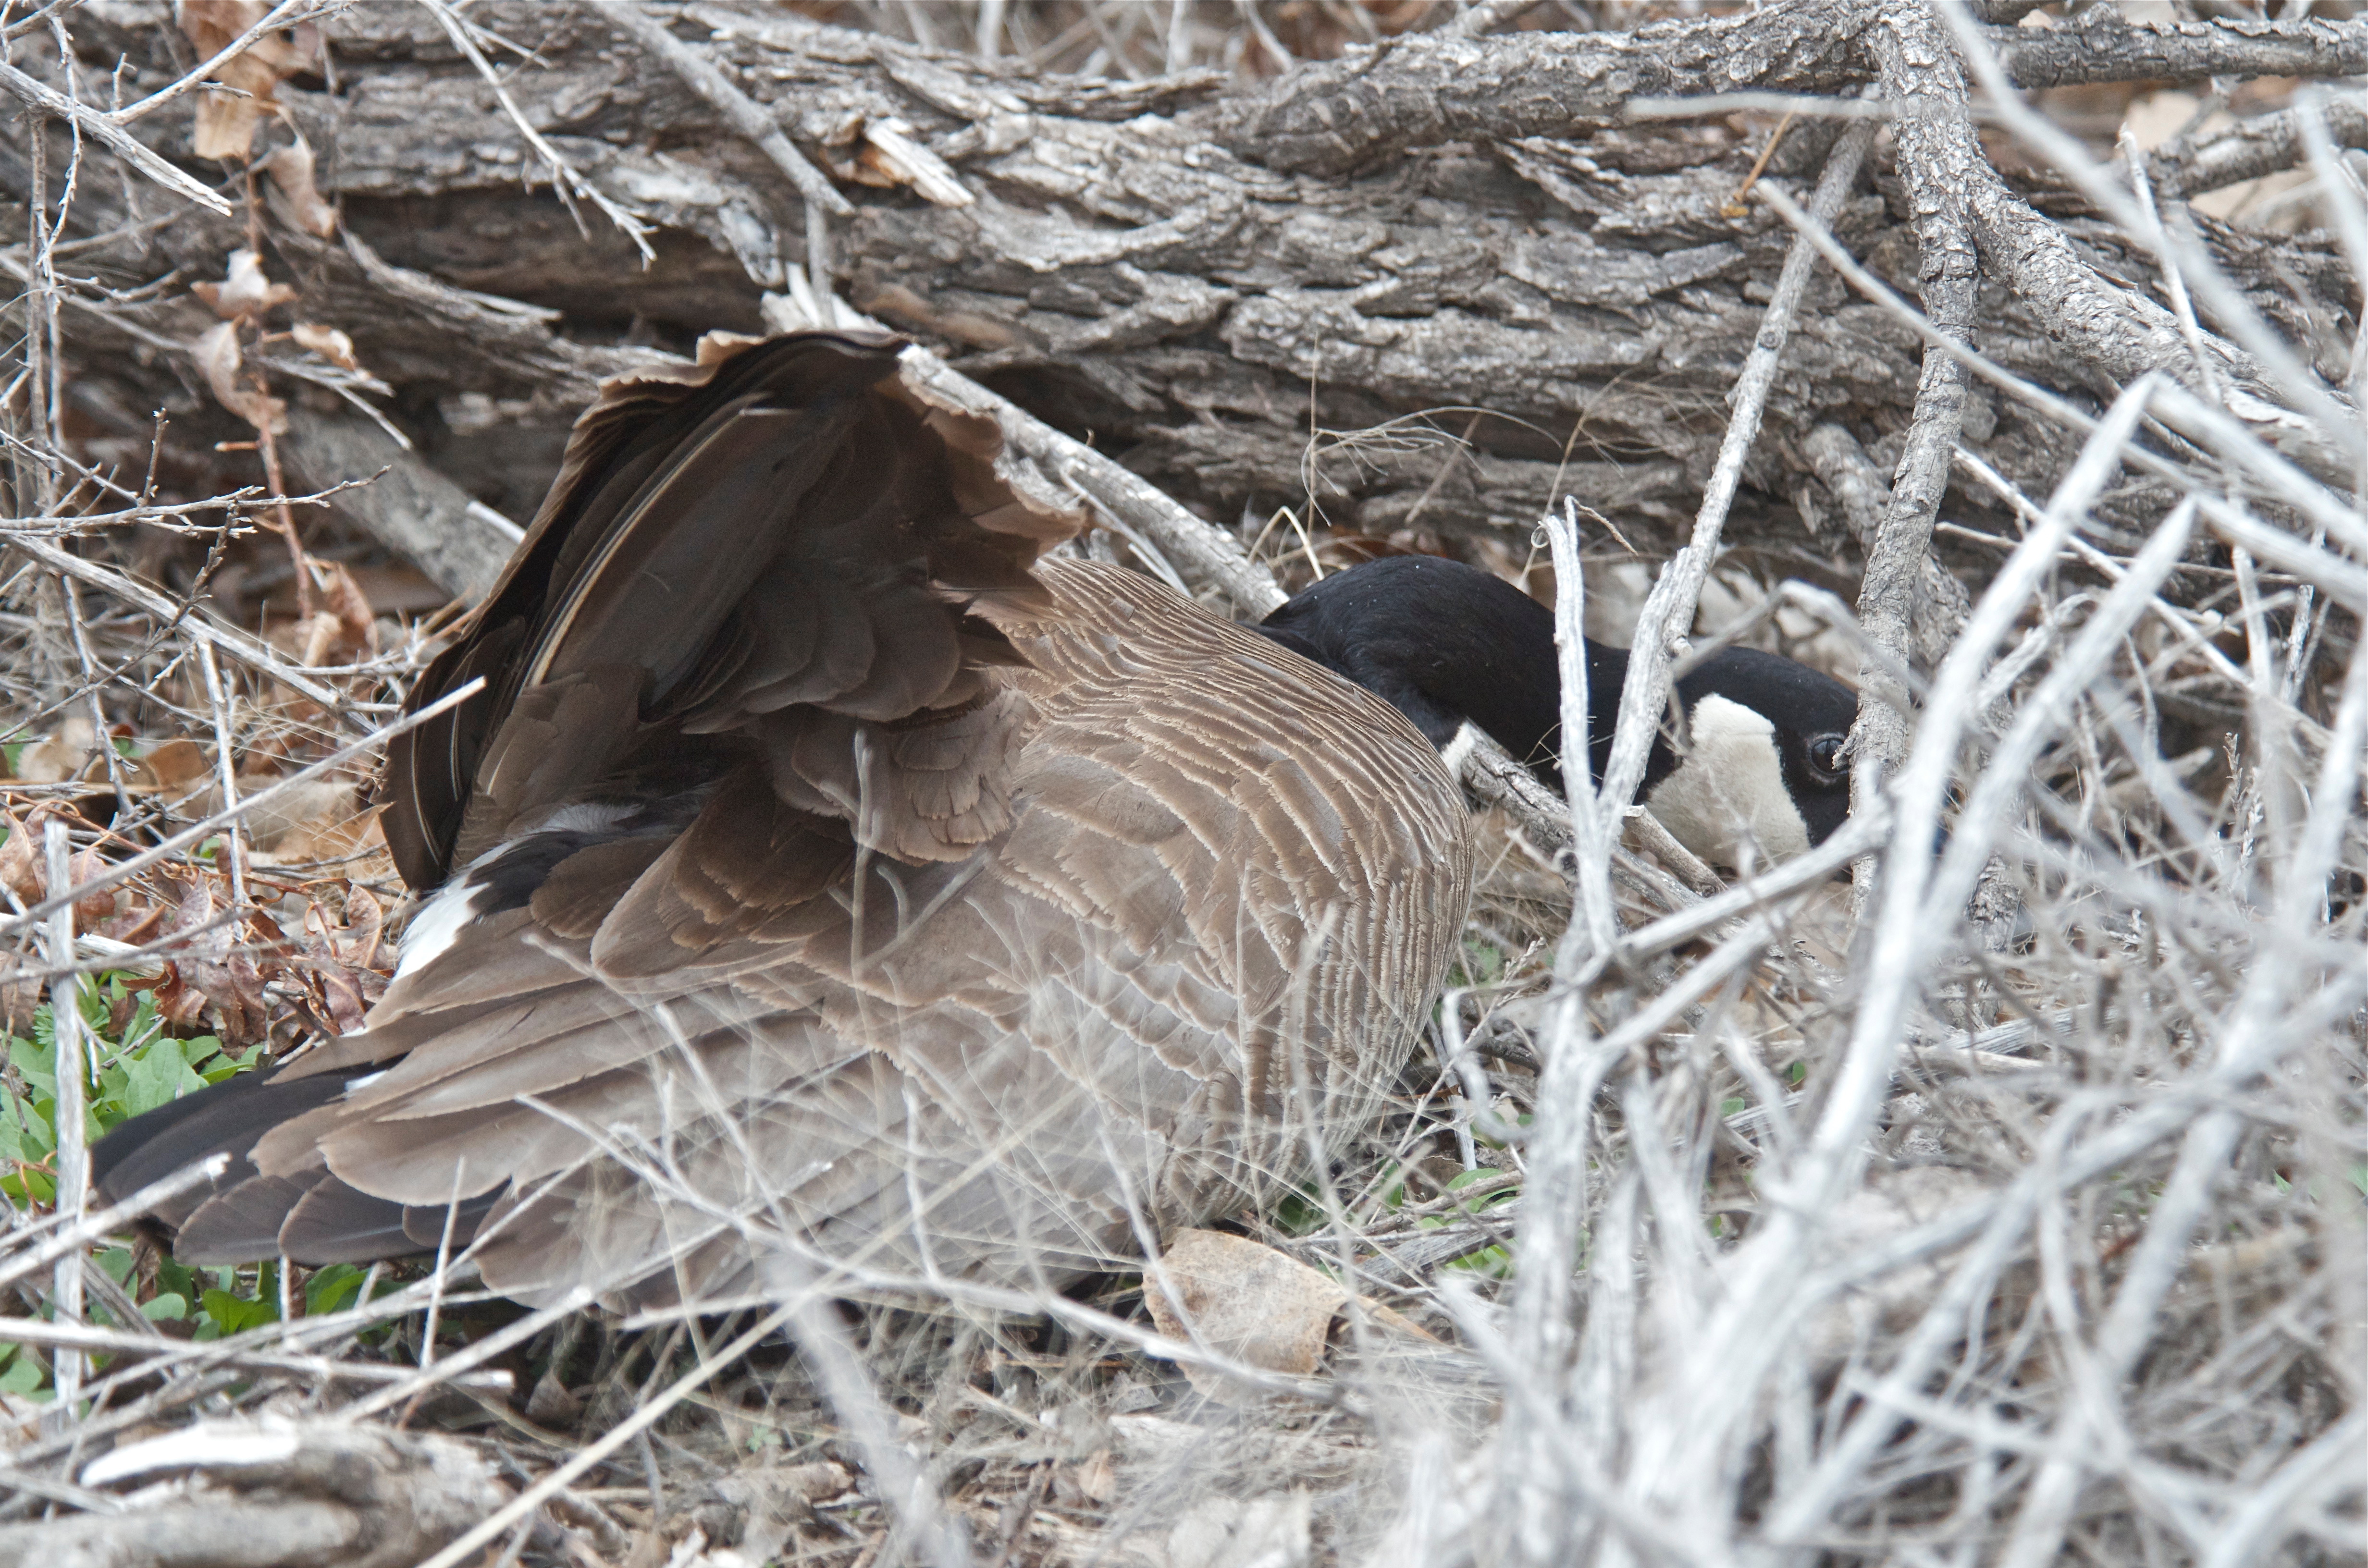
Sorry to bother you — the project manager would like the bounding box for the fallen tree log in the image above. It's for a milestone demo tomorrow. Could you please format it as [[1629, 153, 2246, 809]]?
[[8, 0, 2355, 616]]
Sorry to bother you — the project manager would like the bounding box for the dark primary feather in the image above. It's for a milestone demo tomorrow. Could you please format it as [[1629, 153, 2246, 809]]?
[[94, 331, 1471, 1309]]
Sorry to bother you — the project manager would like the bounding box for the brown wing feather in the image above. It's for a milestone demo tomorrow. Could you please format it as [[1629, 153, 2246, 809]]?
[[383, 331, 1053, 887]]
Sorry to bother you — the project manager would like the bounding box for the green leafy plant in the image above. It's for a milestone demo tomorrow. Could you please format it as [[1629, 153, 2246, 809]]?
[[0, 978, 279, 1397], [1271, 1183, 1331, 1237], [1451, 938, 1508, 989], [0, 982, 256, 1208], [1380, 1164, 1520, 1277]]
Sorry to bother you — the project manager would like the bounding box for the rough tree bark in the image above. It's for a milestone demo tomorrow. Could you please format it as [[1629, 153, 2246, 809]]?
[[3, 0, 2358, 659]]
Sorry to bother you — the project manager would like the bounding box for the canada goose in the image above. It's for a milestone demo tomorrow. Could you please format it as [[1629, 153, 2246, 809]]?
[[92, 332, 1854, 1309], [1258, 555, 1857, 870]]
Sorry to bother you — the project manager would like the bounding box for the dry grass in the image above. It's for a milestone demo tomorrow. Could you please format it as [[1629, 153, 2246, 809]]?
[[0, 4, 2360, 1567]]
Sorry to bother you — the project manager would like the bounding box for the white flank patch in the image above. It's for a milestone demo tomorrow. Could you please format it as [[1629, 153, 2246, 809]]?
[[1644, 693, 1811, 870], [395, 813, 635, 980], [395, 874, 491, 979]]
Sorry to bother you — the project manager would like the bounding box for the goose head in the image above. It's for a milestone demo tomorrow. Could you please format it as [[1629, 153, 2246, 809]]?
[[1258, 555, 1857, 871]]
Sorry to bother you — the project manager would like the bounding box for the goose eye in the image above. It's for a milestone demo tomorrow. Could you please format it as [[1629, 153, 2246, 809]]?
[[1806, 734, 1847, 781]]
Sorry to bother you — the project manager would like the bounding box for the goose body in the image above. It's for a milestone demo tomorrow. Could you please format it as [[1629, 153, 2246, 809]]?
[[95, 333, 1858, 1309], [95, 332, 1470, 1309]]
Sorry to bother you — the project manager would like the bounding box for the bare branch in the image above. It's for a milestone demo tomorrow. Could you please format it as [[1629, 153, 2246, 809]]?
[[2153, 98, 2368, 198], [1849, 7, 1981, 919], [591, 1, 854, 221], [277, 406, 519, 602], [6, 532, 356, 715], [0, 59, 232, 215], [1225, 3, 2368, 175], [1224, 0, 1875, 174], [104, 0, 323, 127], [1989, 8, 2368, 90]]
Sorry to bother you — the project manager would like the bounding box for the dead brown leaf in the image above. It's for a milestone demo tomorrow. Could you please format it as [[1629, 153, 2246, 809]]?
[[1145, 1229, 1348, 1396], [148, 866, 274, 1045], [99, 901, 167, 950], [284, 880, 391, 1034], [0, 808, 42, 903], [312, 559, 380, 657], [12, 715, 101, 784], [68, 846, 118, 924], [244, 778, 386, 869], [179, 0, 313, 161], [138, 738, 215, 800], [1143, 1230, 1437, 1402], [262, 139, 337, 237], [289, 320, 359, 371], [194, 249, 298, 322], [192, 319, 286, 434], [234, 775, 343, 853]]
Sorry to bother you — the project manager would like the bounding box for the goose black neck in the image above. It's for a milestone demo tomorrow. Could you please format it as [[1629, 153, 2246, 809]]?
[[1256, 555, 1626, 788]]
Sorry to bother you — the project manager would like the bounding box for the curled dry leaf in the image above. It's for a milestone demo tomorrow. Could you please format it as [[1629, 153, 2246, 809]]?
[[290, 320, 359, 372], [262, 139, 337, 237], [235, 776, 350, 854], [0, 808, 42, 902], [179, 0, 315, 161], [99, 899, 168, 951], [285, 881, 392, 1035], [312, 558, 381, 656], [262, 562, 377, 668], [137, 737, 215, 803], [194, 248, 298, 322], [68, 847, 118, 924], [0, 809, 110, 919], [131, 854, 390, 1044], [10, 714, 102, 784], [147, 865, 274, 1044], [245, 781, 387, 870], [1145, 1229, 1436, 1401], [1146, 1229, 1348, 1396], [192, 319, 287, 434]]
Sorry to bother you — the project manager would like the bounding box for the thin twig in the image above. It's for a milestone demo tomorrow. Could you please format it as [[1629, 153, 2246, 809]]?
[[6, 532, 355, 715], [1595, 118, 1875, 833], [0, 676, 484, 943], [412, 0, 654, 259], [40, 821, 84, 1433], [106, 0, 322, 126], [0, 1316, 518, 1391], [0, 60, 231, 214], [590, 3, 854, 227]]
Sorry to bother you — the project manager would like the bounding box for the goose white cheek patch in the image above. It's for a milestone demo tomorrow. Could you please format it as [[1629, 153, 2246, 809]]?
[[1644, 693, 1811, 870], [1439, 721, 1481, 781]]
